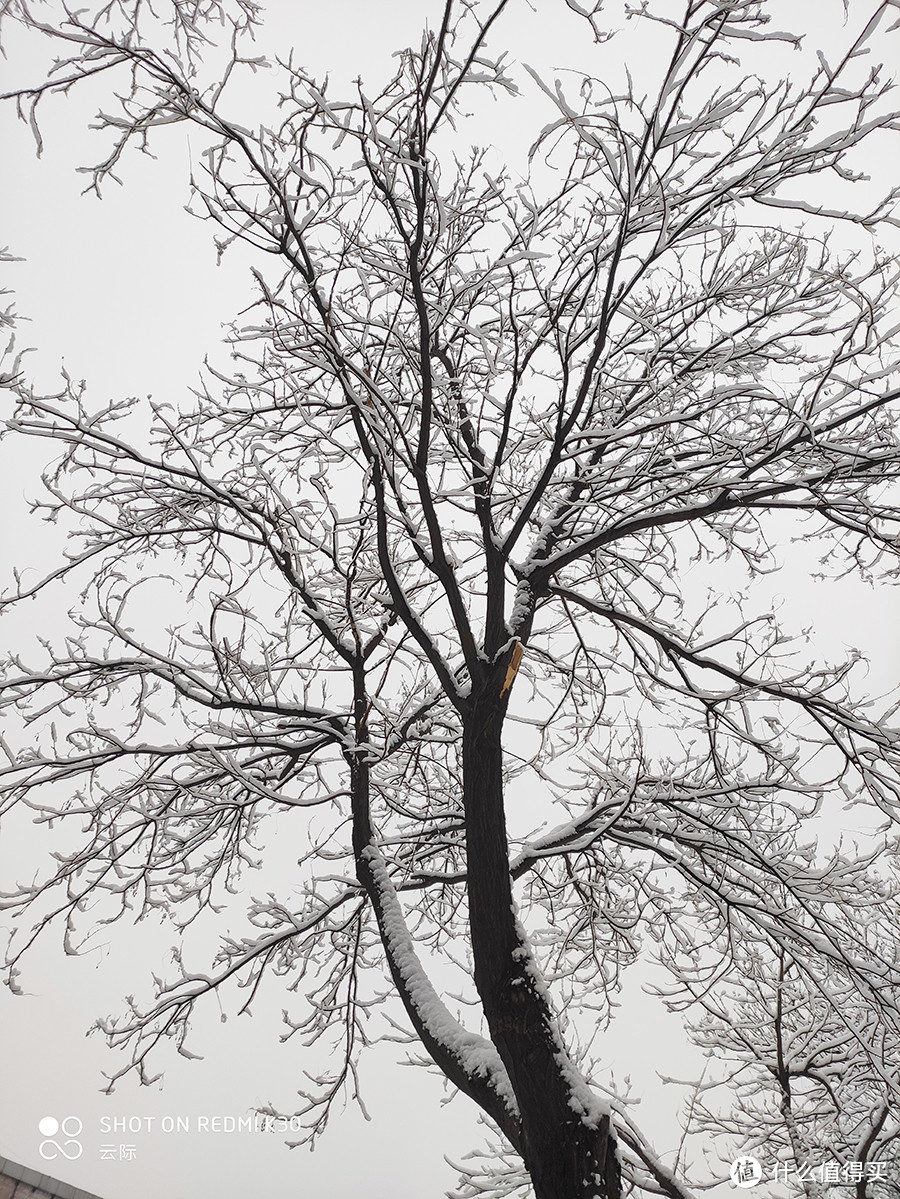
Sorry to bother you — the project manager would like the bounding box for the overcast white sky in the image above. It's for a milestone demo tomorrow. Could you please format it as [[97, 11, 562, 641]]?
[[1, 2, 899, 1197]]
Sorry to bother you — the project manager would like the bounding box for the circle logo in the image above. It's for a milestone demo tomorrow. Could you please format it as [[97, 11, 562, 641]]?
[[733, 1155, 762, 1184], [39, 1115, 83, 1161], [730, 1157, 763, 1188]]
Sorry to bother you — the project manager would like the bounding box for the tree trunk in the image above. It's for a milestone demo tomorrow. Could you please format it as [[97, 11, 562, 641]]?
[[462, 700, 621, 1199]]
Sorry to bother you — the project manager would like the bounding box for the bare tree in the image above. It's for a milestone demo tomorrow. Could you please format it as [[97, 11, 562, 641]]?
[[677, 936, 900, 1195], [2, 2, 900, 1197]]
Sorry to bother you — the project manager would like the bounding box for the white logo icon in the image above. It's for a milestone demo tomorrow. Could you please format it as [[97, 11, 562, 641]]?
[[39, 1116, 84, 1161], [730, 1157, 763, 1188]]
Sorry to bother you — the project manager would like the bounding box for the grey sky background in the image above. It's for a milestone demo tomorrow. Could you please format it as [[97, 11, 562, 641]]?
[[1, 2, 899, 1197]]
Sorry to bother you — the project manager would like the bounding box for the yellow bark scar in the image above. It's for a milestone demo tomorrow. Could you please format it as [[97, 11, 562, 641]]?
[[500, 641, 524, 697]]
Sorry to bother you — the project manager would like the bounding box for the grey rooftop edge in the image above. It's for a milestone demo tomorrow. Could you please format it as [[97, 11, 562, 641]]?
[[0, 1155, 106, 1199]]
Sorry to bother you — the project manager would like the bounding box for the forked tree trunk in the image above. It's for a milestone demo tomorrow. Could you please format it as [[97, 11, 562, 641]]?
[[462, 700, 621, 1199]]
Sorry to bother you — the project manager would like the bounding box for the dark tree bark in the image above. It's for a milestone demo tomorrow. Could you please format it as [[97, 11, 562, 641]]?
[[463, 682, 621, 1199]]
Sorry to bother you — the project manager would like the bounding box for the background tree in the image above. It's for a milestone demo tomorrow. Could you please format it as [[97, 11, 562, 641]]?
[[677, 936, 900, 1195], [2, 2, 900, 1197]]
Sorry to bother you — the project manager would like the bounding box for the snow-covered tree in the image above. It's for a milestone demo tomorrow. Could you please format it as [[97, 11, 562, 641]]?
[[2, 2, 900, 1197], [677, 937, 900, 1194]]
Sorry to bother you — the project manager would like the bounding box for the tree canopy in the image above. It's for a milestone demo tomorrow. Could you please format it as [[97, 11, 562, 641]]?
[[2, 2, 900, 1197]]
